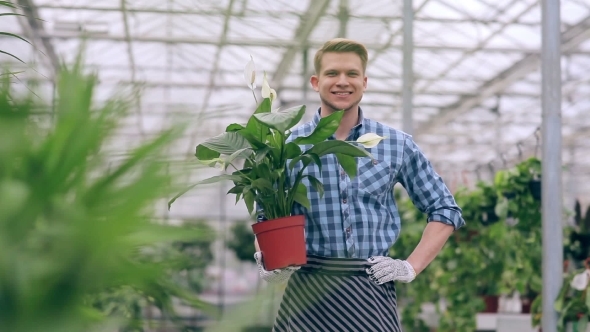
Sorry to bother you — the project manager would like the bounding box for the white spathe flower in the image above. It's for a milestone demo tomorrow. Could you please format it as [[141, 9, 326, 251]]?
[[356, 133, 386, 148], [244, 55, 256, 90], [570, 269, 590, 291], [261, 72, 277, 103]]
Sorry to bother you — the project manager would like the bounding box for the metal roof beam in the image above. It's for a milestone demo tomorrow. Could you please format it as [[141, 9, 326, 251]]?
[[16, 0, 60, 78], [415, 0, 537, 94], [35, 4, 542, 26], [415, 14, 590, 136], [38, 31, 590, 54], [271, 0, 330, 91], [96, 79, 538, 97]]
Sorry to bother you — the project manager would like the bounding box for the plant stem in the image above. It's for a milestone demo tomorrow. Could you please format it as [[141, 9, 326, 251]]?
[[228, 163, 254, 183], [251, 90, 258, 105]]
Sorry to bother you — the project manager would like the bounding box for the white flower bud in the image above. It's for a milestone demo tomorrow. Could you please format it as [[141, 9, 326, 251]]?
[[244, 55, 256, 90], [570, 269, 590, 291], [356, 133, 386, 148]]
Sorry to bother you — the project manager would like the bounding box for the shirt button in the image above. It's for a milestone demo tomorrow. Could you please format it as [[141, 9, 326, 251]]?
[[341, 170, 346, 176], [342, 199, 347, 204], [372, 160, 378, 165]]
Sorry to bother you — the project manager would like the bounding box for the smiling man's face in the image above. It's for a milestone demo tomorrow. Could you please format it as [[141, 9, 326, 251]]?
[[311, 52, 368, 114]]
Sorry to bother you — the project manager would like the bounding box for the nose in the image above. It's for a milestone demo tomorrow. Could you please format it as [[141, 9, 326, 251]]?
[[336, 73, 349, 86]]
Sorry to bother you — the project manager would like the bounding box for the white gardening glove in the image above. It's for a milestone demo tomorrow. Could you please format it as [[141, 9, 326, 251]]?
[[366, 256, 416, 285], [254, 252, 300, 284]]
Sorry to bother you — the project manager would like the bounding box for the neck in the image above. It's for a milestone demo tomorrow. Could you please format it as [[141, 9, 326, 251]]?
[[320, 105, 359, 140]]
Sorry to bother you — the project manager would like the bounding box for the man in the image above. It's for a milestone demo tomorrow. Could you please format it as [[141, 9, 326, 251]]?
[[254, 38, 465, 332]]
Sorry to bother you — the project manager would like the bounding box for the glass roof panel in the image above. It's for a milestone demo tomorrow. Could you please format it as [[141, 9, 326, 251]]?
[[3, 0, 590, 204]]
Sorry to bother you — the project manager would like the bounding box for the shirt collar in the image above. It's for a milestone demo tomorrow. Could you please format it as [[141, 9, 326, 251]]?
[[311, 107, 366, 140]]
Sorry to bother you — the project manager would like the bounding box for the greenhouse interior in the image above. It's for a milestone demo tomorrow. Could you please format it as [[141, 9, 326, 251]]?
[[2, 0, 590, 331]]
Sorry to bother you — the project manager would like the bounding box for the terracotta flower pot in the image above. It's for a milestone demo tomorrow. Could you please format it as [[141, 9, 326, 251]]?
[[251, 215, 307, 270]]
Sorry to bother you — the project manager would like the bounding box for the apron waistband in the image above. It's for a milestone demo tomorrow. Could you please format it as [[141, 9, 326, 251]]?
[[299, 254, 375, 276]]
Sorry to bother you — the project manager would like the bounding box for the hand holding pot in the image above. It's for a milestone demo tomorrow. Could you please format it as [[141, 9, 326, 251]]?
[[254, 252, 300, 284]]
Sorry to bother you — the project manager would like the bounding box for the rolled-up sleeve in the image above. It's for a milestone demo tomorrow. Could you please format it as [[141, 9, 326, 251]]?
[[397, 136, 465, 230]]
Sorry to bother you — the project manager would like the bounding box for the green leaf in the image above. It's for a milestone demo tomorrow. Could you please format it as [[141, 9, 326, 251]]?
[[284, 142, 302, 160], [86, 127, 179, 200], [0, 32, 31, 46], [306, 175, 324, 198], [586, 286, 590, 312], [306, 140, 371, 159], [252, 178, 274, 192], [227, 185, 244, 194], [253, 105, 306, 133], [0, 13, 25, 18], [293, 183, 310, 209], [557, 301, 573, 330], [243, 190, 256, 215], [554, 297, 564, 312], [223, 147, 252, 169], [254, 146, 271, 163], [195, 144, 220, 160], [293, 111, 343, 145], [335, 153, 358, 178], [288, 155, 313, 171], [237, 129, 267, 150], [250, 162, 270, 181], [0, 50, 25, 63], [309, 153, 322, 172], [168, 174, 243, 209], [246, 98, 271, 141], [0, 1, 17, 8], [226, 123, 245, 132], [271, 168, 284, 182], [494, 197, 509, 219], [199, 132, 251, 156]]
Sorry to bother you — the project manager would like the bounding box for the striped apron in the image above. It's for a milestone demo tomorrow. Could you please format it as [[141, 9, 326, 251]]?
[[272, 255, 402, 332]]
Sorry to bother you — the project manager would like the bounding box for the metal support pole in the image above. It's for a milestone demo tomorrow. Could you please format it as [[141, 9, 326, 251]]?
[[402, 0, 414, 135], [541, 0, 563, 331], [302, 48, 310, 121]]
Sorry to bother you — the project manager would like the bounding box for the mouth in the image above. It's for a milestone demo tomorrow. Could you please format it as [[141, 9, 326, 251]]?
[[331, 91, 352, 96]]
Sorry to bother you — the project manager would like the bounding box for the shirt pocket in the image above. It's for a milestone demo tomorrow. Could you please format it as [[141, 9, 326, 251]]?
[[357, 158, 392, 196]]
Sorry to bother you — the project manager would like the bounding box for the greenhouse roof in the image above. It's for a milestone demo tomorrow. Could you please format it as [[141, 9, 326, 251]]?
[[3, 0, 590, 216]]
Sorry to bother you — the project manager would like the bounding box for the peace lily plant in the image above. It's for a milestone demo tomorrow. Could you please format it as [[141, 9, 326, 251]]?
[[169, 58, 385, 221]]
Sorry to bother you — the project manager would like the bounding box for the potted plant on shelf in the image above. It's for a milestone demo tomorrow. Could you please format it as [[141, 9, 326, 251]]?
[[532, 258, 590, 332], [169, 63, 382, 270]]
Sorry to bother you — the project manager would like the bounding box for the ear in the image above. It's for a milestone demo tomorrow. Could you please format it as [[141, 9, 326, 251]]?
[[363, 75, 368, 91], [310, 75, 320, 92]]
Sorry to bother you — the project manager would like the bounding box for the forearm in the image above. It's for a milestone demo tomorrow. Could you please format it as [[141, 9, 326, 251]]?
[[406, 221, 454, 275]]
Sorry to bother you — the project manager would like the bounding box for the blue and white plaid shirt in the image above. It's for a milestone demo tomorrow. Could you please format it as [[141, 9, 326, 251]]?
[[285, 108, 465, 259]]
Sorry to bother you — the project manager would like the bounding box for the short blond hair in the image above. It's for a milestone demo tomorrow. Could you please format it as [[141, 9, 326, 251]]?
[[314, 38, 369, 74]]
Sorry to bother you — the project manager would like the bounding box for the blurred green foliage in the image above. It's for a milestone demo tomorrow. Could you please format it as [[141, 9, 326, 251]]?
[[392, 158, 544, 331], [227, 221, 256, 263], [0, 54, 215, 332]]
